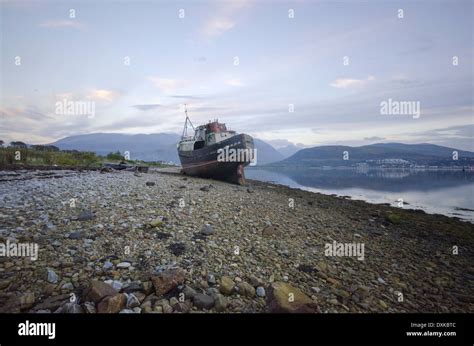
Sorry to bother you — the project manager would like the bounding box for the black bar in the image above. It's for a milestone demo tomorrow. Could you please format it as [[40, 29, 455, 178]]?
[[0, 313, 472, 345]]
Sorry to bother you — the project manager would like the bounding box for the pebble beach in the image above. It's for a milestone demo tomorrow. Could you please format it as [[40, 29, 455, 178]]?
[[0, 168, 473, 313]]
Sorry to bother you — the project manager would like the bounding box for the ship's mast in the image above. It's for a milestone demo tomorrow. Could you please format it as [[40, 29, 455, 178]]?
[[182, 104, 195, 139]]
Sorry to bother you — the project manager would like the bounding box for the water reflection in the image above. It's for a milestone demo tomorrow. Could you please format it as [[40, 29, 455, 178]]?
[[246, 167, 474, 222]]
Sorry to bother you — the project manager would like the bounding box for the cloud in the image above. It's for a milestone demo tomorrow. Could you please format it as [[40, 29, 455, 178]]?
[[55, 92, 74, 100], [54, 90, 119, 103], [131, 104, 161, 111], [87, 89, 118, 102], [148, 77, 189, 93], [401, 124, 474, 152], [396, 36, 435, 56], [330, 75, 375, 89], [203, 19, 235, 38], [390, 74, 418, 86], [193, 106, 228, 113], [226, 78, 244, 87], [201, 0, 253, 39], [39, 20, 84, 30], [0, 106, 53, 121], [170, 95, 203, 100], [266, 139, 307, 149], [411, 124, 474, 139], [0, 106, 89, 145]]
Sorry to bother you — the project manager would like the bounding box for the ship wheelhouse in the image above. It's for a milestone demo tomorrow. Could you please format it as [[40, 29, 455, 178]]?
[[179, 119, 237, 151], [203, 121, 236, 146]]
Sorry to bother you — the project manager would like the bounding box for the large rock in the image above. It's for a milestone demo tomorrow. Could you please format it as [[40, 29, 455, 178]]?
[[248, 275, 265, 287], [236, 282, 256, 297], [68, 231, 84, 240], [84, 280, 118, 303], [32, 294, 70, 311], [219, 276, 235, 295], [77, 209, 95, 221], [151, 268, 185, 296], [193, 294, 215, 310], [214, 294, 228, 312], [150, 218, 163, 227], [181, 285, 197, 299], [200, 224, 214, 236], [47, 269, 59, 283], [355, 285, 370, 299], [172, 301, 192, 313], [262, 225, 279, 237], [256, 287, 266, 297], [19, 293, 36, 310], [122, 282, 144, 293], [6, 292, 37, 312], [266, 282, 319, 313], [97, 294, 127, 313], [126, 293, 140, 309], [116, 262, 131, 269], [82, 302, 96, 313]]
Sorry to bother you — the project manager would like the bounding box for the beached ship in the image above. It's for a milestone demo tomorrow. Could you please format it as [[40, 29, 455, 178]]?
[[177, 106, 255, 184]]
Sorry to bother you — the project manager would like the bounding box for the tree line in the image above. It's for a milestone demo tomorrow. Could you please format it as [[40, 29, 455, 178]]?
[[0, 140, 60, 151], [1, 140, 125, 161]]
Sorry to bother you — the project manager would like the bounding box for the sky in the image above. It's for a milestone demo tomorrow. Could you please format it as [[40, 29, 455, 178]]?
[[1, 0, 473, 150]]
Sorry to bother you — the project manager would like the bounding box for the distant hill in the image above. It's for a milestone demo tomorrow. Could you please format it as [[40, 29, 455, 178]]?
[[369, 143, 474, 157], [50, 133, 283, 165], [276, 143, 474, 167], [253, 139, 284, 165], [51, 133, 181, 163], [276, 144, 304, 159]]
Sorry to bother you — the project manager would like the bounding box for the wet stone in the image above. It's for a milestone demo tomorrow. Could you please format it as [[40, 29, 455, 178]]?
[[193, 294, 215, 310], [47, 269, 59, 284], [168, 243, 186, 256], [151, 268, 186, 296], [219, 276, 235, 295], [84, 280, 118, 303], [298, 265, 316, 273], [76, 209, 95, 221], [68, 231, 84, 240], [200, 224, 214, 236], [256, 287, 266, 297], [156, 232, 172, 240]]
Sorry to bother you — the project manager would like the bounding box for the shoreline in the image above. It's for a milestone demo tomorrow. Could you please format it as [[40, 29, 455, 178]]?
[[246, 166, 474, 223], [247, 177, 474, 225], [0, 168, 473, 313], [249, 178, 474, 224]]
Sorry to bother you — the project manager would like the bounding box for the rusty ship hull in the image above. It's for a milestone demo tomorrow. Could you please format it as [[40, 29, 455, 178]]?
[[178, 133, 254, 185]]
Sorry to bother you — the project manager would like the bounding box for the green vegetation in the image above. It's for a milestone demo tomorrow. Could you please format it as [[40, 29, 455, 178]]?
[[106, 151, 125, 161], [0, 146, 177, 169], [0, 147, 101, 167], [385, 212, 402, 225]]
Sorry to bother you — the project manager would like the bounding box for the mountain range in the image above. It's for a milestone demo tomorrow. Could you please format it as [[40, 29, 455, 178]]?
[[50, 133, 285, 165], [49, 134, 474, 167], [278, 143, 474, 167]]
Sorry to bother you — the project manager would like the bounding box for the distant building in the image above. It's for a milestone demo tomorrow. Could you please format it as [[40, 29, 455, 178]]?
[[376, 158, 411, 165], [364, 158, 411, 167]]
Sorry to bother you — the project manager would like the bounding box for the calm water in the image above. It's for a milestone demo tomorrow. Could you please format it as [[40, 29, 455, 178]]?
[[246, 167, 474, 222]]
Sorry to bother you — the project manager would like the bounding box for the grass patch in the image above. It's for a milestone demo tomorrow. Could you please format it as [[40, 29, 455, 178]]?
[[0, 147, 177, 169], [385, 212, 402, 224], [0, 147, 101, 168]]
